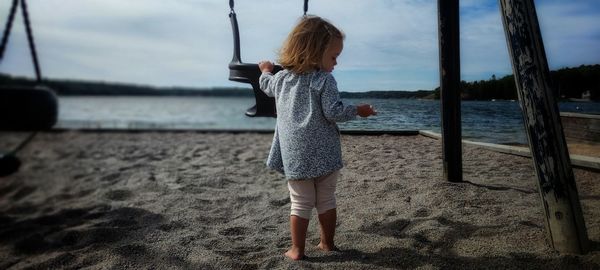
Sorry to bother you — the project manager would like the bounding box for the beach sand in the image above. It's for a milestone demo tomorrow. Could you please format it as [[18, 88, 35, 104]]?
[[0, 131, 598, 269]]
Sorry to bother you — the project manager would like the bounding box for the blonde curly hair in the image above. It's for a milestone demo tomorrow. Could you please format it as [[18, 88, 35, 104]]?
[[277, 16, 344, 74]]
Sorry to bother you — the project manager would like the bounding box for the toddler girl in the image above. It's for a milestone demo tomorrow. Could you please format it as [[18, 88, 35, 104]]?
[[258, 15, 376, 260]]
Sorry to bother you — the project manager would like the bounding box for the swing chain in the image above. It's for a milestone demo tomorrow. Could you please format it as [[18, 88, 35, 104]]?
[[229, 0, 235, 13], [21, 0, 42, 83], [0, 0, 19, 61], [0, 0, 41, 82], [303, 0, 309, 16]]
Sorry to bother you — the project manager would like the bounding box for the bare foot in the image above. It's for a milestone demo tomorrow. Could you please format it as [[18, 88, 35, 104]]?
[[284, 248, 305, 260], [317, 242, 339, 252]]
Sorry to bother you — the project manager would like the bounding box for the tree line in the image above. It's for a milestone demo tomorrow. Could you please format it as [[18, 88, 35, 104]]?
[[433, 64, 599, 101], [1, 64, 598, 100], [0, 74, 254, 97]]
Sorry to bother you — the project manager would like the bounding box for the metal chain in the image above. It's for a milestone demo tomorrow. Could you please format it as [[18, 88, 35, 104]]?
[[304, 0, 308, 16], [229, 0, 234, 13], [0, 0, 19, 61], [21, 0, 42, 82]]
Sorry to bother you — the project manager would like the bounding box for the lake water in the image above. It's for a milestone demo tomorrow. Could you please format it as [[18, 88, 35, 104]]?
[[56, 96, 600, 145]]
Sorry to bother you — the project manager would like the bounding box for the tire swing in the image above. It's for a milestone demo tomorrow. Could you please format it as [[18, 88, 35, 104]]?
[[227, 0, 309, 117], [0, 0, 58, 176]]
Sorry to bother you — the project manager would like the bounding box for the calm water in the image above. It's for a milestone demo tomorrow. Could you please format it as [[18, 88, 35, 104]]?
[[57, 96, 600, 144]]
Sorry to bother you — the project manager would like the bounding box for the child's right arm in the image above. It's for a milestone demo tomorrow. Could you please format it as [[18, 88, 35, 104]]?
[[321, 75, 377, 121], [321, 75, 357, 122], [258, 61, 275, 97]]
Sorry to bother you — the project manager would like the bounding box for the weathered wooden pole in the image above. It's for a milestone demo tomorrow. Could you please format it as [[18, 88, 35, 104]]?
[[438, 0, 463, 182], [499, 0, 589, 254]]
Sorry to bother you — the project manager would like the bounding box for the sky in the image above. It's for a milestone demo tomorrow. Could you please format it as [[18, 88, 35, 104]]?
[[0, 0, 599, 92]]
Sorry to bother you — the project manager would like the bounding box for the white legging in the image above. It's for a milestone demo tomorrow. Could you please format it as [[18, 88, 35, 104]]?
[[287, 170, 339, 219]]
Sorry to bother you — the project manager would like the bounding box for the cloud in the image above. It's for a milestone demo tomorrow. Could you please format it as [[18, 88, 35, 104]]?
[[0, 0, 598, 91]]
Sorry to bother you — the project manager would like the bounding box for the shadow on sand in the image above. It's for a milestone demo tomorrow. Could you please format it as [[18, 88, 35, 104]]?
[[303, 216, 598, 269], [0, 204, 223, 269]]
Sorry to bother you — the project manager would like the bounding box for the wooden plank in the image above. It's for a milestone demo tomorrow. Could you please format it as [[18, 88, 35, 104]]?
[[437, 0, 463, 182], [419, 130, 600, 170], [499, 0, 589, 254]]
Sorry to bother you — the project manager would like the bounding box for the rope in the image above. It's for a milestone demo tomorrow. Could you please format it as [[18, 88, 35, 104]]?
[[20, 0, 42, 83], [0, 0, 19, 61]]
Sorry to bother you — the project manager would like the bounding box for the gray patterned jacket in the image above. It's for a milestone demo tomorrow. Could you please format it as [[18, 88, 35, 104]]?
[[259, 70, 357, 180]]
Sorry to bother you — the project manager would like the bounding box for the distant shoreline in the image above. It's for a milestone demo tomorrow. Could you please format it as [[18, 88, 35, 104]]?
[[2, 63, 599, 101], [0, 73, 435, 99], [53, 91, 438, 99]]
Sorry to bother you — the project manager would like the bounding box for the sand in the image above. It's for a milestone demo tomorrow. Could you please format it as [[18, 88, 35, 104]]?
[[0, 131, 598, 269]]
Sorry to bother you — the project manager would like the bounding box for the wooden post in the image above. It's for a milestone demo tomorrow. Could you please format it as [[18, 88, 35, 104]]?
[[438, 0, 463, 182], [499, 0, 589, 254]]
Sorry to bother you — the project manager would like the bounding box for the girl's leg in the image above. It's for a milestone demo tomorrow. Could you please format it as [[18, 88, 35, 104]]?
[[285, 215, 309, 260], [315, 171, 339, 251], [317, 208, 337, 251], [286, 179, 316, 260]]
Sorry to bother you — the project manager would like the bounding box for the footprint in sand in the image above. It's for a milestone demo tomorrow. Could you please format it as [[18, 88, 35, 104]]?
[[14, 233, 51, 254], [25, 253, 77, 269], [360, 219, 411, 238], [158, 221, 187, 232], [100, 173, 121, 184], [269, 197, 290, 207], [0, 183, 19, 196], [237, 151, 257, 162], [261, 225, 277, 232], [113, 243, 149, 257], [414, 208, 430, 218], [218, 226, 248, 236], [104, 189, 133, 201], [10, 186, 37, 200]]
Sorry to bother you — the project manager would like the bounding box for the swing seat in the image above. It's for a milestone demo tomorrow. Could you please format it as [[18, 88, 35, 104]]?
[[228, 10, 283, 118], [228, 61, 282, 117], [0, 85, 58, 131]]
